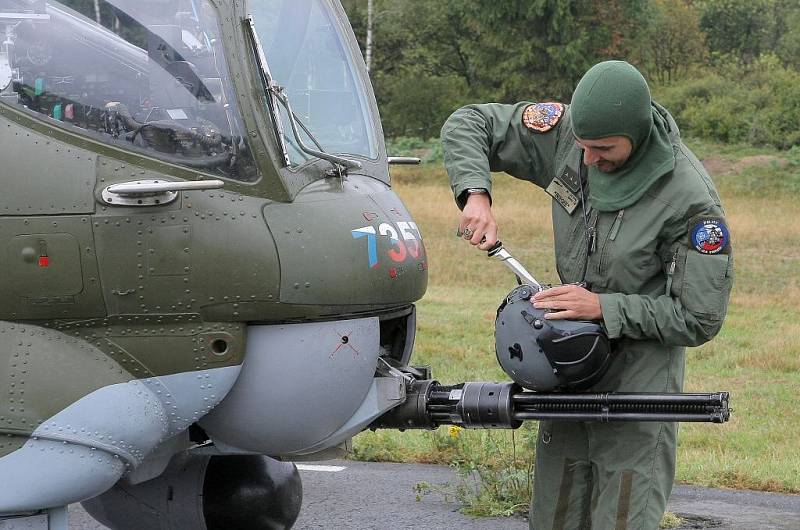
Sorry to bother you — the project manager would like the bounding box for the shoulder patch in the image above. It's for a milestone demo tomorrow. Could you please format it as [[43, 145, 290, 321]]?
[[522, 103, 564, 133], [689, 217, 730, 254]]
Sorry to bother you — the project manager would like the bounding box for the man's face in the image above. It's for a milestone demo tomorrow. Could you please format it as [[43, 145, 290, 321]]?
[[574, 136, 633, 173]]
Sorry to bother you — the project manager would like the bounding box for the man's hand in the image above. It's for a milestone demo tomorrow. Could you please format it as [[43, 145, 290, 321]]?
[[459, 193, 498, 251], [532, 284, 602, 320]]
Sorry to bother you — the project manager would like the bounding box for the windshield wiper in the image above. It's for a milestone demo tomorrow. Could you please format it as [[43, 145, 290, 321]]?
[[245, 14, 291, 166], [272, 88, 362, 171], [244, 15, 361, 173]]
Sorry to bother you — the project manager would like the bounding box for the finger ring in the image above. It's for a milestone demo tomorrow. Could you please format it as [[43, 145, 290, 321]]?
[[463, 227, 473, 237]]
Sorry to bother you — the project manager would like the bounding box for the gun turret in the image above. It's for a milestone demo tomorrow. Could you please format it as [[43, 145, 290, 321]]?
[[371, 380, 730, 431]]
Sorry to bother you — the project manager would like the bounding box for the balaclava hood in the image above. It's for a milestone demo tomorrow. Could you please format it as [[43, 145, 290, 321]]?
[[570, 61, 675, 211]]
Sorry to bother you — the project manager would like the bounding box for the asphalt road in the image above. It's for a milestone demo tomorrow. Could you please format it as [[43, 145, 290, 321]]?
[[68, 460, 800, 529]]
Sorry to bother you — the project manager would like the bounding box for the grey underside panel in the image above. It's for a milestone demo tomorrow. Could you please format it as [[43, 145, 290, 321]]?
[[0, 508, 67, 530], [0, 514, 49, 530], [201, 318, 382, 455], [296, 375, 405, 455], [0, 366, 240, 513]]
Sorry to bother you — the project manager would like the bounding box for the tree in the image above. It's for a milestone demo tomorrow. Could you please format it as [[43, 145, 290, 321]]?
[[454, 0, 650, 102], [642, 0, 708, 84], [343, 0, 716, 139], [344, 0, 479, 136], [699, 0, 771, 63], [776, 9, 800, 69], [772, 1, 800, 69]]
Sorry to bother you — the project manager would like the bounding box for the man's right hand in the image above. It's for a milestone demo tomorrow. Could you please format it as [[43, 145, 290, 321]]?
[[459, 193, 498, 251]]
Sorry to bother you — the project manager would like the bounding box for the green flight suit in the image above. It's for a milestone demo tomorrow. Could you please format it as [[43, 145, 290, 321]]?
[[441, 102, 733, 530]]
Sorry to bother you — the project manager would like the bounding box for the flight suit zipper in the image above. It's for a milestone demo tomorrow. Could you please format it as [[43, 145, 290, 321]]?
[[598, 209, 624, 275], [609, 209, 624, 241], [665, 248, 679, 296], [578, 208, 598, 283], [587, 209, 598, 255]]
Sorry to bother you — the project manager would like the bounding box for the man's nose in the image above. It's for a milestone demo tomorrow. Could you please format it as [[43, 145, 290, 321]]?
[[583, 148, 601, 166]]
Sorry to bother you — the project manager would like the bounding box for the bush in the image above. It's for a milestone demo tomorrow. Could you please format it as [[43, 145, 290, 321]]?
[[656, 58, 800, 149], [653, 73, 729, 115], [385, 136, 444, 164], [376, 73, 469, 140], [686, 90, 759, 144]]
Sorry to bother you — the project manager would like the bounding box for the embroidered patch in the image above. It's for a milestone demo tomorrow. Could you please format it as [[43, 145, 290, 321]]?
[[522, 102, 564, 133], [690, 218, 730, 254]]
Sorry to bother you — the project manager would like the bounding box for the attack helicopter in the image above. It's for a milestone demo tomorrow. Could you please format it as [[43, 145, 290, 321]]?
[[0, 1, 729, 529], [1, 0, 427, 527]]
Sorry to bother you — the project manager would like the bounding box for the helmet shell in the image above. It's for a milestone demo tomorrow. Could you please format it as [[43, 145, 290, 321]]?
[[494, 285, 613, 391]]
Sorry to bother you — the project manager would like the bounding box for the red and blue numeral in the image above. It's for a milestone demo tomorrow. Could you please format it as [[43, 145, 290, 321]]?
[[352, 221, 423, 269]]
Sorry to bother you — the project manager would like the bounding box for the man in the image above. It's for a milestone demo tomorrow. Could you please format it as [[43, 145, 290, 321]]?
[[441, 61, 733, 530]]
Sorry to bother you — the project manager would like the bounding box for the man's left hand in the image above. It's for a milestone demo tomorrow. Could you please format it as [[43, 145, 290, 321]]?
[[532, 284, 602, 320]]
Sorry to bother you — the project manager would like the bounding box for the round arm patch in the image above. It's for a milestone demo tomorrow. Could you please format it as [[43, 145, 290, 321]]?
[[522, 102, 564, 133], [689, 217, 730, 254]]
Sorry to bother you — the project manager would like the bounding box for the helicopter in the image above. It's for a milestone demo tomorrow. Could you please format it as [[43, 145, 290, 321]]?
[[0, 0, 428, 527], [0, 1, 729, 529]]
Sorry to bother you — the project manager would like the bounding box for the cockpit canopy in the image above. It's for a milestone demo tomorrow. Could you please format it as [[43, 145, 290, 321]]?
[[0, 0, 380, 186], [0, 0, 259, 180]]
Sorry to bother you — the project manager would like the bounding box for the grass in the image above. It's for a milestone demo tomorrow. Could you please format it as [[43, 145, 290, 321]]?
[[351, 139, 800, 515], [659, 512, 684, 529]]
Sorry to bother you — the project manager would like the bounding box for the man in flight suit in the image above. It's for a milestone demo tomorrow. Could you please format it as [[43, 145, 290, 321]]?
[[441, 61, 733, 529]]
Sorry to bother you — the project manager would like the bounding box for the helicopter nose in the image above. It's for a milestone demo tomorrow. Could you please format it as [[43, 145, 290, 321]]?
[[261, 180, 427, 307]]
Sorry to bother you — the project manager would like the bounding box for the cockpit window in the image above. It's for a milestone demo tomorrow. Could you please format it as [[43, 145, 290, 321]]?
[[0, 0, 259, 182], [250, 0, 378, 166]]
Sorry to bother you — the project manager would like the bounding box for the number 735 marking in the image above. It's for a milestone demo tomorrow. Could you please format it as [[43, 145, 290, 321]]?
[[351, 221, 423, 269]]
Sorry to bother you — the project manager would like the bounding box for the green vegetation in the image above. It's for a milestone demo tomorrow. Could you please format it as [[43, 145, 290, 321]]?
[[655, 57, 800, 149], [385, 137, 443, 164], [351, 141, 800, 515], [344, 0, 800, 151], [659, 512, 684, 529]]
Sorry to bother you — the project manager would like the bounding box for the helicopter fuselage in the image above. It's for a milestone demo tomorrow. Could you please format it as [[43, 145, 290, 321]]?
[[0, 0, 426, 523]]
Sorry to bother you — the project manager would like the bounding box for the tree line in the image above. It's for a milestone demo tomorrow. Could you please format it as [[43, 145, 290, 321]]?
[[342, 0, 800, 149]]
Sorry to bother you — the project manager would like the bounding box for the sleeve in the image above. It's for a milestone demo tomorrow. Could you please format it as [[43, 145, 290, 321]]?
[[440, 102, 565, 209], [598, 203, 734, 347]]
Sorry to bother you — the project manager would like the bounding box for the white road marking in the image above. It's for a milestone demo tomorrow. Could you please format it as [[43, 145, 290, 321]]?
[[295, 464, 347, 472]]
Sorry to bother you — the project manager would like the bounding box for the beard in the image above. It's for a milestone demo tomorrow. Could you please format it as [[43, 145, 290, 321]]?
[[595, 160, 624, 173]]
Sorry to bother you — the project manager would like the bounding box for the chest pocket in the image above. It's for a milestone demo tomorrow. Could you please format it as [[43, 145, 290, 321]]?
[[552, 199, 589, 283], [590, 207, 661, 293]]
